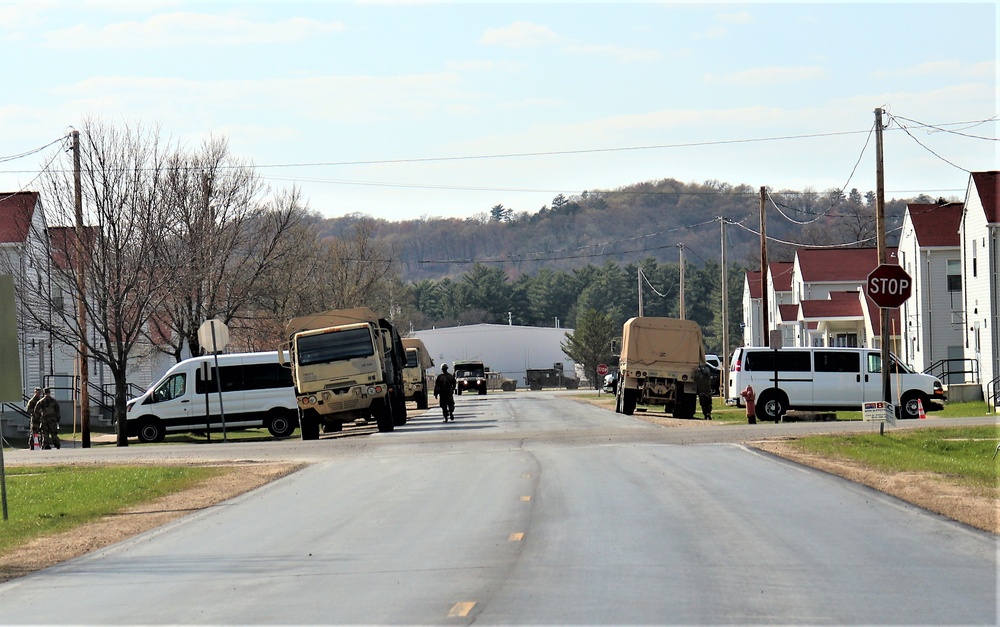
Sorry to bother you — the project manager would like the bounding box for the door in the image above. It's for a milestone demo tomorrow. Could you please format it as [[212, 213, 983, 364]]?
[[814, 350, 863, 408]]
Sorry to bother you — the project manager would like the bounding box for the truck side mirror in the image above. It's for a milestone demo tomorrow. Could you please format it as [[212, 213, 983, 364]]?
[[277, 342, 289, 366]]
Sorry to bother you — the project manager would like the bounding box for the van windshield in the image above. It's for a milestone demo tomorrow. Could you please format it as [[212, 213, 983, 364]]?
[[297, 328, 375, 366]]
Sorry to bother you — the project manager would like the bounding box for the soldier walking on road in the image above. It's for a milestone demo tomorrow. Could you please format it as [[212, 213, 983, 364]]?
[[25, 387, 42, 449], [694, 365, 713, 420], [34, 387, 61, 450], [433, 364, 457, 422]]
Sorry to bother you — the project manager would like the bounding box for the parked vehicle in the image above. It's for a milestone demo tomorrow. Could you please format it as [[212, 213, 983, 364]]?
[[487, 371, 517, 392], [615, 317, 705, 417], [126, 351, 298, 443], [279, 307, 407, 437], [453, 360, 487, 395], [525, 363, 579, 390], [603, 371, 619, 393], [727, 346, 946, 421], [402, 338, 434, 409], [704, 353, 721, 394]]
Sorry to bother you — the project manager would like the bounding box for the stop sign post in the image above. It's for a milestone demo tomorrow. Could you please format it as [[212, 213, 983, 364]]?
[[866, 264, 912, 309]]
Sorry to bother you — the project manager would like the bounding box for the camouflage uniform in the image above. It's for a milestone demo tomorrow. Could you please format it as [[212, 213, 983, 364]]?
[[34, 389, 61, 450], [25, 388, 42, 449], [694, 365, 713, 420], [433, 366, 457, 422]]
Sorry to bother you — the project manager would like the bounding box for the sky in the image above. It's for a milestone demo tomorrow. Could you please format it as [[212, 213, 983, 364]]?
[[1, 1, 996, 222]]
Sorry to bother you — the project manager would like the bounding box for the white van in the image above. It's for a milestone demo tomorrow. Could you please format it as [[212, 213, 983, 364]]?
[[727, 346, 946, 421], [126, 352, 298, 443]]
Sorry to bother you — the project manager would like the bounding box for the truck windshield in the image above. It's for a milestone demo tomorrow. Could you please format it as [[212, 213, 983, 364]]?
[[297, 328, 374, 366], [406, 349, 419, 368], [456, 366, 484, 378]]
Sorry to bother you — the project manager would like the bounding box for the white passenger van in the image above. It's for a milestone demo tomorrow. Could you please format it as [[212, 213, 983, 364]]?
[[727, 346, 946, 421], [126, 352, 298, 443]]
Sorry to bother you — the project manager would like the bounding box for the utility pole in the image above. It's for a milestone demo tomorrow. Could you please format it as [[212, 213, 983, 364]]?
[[720, 217, 729, 398], [678, 244, 686, 320], [72, 130, 91, 448], [875, 108, 890, 428], [759, 186, 769, 347], [637, 267, 644, 317]]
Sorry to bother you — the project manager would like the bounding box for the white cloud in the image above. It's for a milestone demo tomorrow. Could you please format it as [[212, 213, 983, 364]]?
[[42, 12, 344, 49], [703, 66, 826, 87], [562, 43, 659, 63], [479, 21, 561, 48], [873, 60, 995, 80], [718, 11, 755, 25]]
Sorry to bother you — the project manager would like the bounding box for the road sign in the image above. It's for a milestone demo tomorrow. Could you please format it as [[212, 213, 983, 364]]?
[[596, 363, 609, 377], [198, 318, 230, 353], [866, 264, 912, 309]]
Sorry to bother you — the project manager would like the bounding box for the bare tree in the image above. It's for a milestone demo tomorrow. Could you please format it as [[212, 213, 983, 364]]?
[[13, 118, 176, 446], [151, 138, 309, 359]]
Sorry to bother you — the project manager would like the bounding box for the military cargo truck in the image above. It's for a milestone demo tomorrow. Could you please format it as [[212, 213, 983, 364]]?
[[402, 338, 434, 409], [525, 363, 579, 390], [279, 307, 407, 438], [615, 317, 705, 418]]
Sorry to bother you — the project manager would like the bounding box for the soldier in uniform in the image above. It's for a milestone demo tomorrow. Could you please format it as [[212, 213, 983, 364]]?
[[433, 364, 457, 422], [34, 387, 61, 450], [694, 364, 713, 420], [25, 387, 42, 449]]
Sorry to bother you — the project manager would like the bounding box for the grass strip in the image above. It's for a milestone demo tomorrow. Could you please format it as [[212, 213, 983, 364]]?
[[782, 425, 1000, 492], [0, 465, 225, 555]]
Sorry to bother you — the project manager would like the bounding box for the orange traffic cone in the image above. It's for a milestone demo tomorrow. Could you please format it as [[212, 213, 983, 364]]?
[[917, 398, 927, 419]]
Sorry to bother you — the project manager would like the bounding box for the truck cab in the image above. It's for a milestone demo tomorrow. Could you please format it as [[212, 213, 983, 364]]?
[[402, 338, 434, 409]]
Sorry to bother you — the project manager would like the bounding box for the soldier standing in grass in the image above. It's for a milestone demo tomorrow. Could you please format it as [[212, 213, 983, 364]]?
[[34, 387, 61, 449], [433, 364, 457, 422], [25, 387, 42, 449]]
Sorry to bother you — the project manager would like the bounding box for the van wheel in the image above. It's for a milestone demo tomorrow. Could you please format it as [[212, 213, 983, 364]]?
[[137, 417, 165, 444], [267, 410, 297, 438], [299, 409, 320, 440], [757, 390, 787, 422], [899, 392, 927, 420]]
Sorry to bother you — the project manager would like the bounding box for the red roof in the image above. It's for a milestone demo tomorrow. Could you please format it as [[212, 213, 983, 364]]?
[[907, 202, 963, 247], [796, 247, 897, 283], [777, 303, 799, 324], [971, 171, 999, 224], [769, 261, 794, 292], [0, 192, 39, 244], [746, 270, 763, 299], [863, 294, 902, 332], [799, 298, 863, 320]]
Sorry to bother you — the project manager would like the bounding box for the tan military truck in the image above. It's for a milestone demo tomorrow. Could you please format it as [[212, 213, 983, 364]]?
[[279, 307, 407, 437], [614, 317, 705, 418], [486, 370, 517, 392], [402, 338, 434, 409]]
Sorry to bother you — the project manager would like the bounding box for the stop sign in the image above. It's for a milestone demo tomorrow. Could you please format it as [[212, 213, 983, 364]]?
[[866, 264, 912, 308], [597, 363, 609, 376]]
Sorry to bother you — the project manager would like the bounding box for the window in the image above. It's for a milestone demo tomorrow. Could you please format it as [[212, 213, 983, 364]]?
[[744, 350, 811, 372], [947, 259, 961, 292], [815, 351, 859, 373], [406, 349, 419, 368], [833, 333, 858, 347], [152, 373, 186, 402], [196, 364, 243, 394], [297, 327, 374, 366]]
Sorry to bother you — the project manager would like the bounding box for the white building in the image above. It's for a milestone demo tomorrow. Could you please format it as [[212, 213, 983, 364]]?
[[959, 171, 1000, 405], [411, 323, 576, 388]]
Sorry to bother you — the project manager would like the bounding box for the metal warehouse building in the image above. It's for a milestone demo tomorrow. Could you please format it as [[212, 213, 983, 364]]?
[[411, 324, 576, 388]]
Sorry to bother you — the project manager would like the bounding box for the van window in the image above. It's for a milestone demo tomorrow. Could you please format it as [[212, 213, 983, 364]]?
[[196, 364, 243, 394], [297, 327, 374, 366], [243, 363, 293, 389], [152, 373, 186, 402], [744, 350, 810, 372], [815, 351, 860, 373]]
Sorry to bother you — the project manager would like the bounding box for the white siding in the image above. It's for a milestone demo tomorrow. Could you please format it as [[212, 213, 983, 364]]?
[[961, 181, 999, 397]]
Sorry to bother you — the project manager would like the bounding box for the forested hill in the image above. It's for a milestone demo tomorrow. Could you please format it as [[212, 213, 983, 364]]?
[[314, 178, 922, 282]]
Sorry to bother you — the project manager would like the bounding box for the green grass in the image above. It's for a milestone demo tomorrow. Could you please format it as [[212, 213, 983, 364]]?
[[784, 425, 1000, 492], [0, 465, 225, 555]]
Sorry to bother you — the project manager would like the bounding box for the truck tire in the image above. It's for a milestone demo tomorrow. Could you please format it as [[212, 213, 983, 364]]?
[[530, 382, 542, 391], [416, 391, 429, 410], [622, 389, 637, 415], [373, 398, 394, 432], [501, 382, 515, 392], [392, 394, 408, 426], [479, 385, 487, 395], [266, 409, 297, 438], [299, 409, 320, 440], [673, 393, 697, 419]]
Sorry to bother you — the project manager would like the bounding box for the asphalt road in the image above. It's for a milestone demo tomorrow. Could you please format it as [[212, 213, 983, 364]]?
[[1, 393, 996, 624]]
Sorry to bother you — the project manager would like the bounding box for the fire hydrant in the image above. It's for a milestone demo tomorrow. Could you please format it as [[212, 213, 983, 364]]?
[[740, 385, 757, 425]]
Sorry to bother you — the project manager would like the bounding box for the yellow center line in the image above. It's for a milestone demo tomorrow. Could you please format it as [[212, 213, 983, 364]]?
[[508, 532, 524, 541], [448, 601, 476, 617]]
